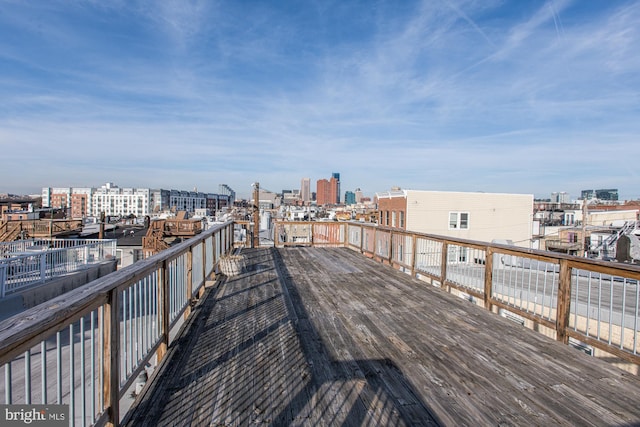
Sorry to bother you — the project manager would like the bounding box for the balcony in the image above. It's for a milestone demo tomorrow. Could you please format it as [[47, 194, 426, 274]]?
[[1, 222, 639, 426]]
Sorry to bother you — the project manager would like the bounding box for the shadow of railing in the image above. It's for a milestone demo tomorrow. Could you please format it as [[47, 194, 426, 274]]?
[[125, 247, 444, 425], [270, 247, 443, 426]]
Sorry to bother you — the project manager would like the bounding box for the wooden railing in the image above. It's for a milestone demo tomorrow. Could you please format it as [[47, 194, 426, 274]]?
[[1, 219, 638, 427], [0, 219, 84, 241], [0, 221, 234, 427], [274, 221, 640, 366]]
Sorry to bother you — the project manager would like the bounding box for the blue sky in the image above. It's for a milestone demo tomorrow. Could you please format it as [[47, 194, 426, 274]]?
[[1, 0, 639, 200]]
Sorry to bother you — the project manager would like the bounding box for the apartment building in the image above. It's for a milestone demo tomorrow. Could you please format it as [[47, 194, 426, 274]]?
[[92, 183, 151, 217], [41, 183, 234, 219], [376, 189, 534, 247]]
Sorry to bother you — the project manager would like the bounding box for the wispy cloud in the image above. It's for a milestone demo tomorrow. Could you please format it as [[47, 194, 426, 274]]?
[[0, 0, 639, 199]]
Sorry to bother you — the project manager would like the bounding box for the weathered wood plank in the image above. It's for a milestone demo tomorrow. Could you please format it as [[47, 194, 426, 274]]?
[[125, 247, 640, 427]]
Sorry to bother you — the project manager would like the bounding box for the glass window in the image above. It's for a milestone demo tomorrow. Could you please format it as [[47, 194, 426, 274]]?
[[449, 212, 458, 229], [449, 212, 470, 230], [460, 213, 469, 229]]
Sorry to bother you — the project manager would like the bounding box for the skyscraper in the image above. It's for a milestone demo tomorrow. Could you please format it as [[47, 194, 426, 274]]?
[[345, 191, 356, 205], [331, 173, 340, 204], [316, 179, 331, 205], [300, 178, 311, 205], [317, 173, 341, 205]]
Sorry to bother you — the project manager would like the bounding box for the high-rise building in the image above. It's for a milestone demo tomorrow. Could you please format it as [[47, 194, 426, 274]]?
[[581, 189, 619, 201], [300, 178, 311, 205], [355, 188, 363, 204], [596, 189, 618, 201], [331, 173, 340, 204], [316, 173, 341, 205], [345, 191, 356, 205], [551, 192, 570, 204], [316, 179, 331, 205]]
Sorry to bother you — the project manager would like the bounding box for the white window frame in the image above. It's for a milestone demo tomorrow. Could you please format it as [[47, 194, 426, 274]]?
[[448, 212, 469, 230]]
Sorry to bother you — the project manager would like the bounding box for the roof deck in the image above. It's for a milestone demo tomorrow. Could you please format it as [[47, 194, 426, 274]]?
[[125, 247, 640, 426]]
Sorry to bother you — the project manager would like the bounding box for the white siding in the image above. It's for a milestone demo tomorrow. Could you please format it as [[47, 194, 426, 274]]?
[[405, 190, 533, 247]]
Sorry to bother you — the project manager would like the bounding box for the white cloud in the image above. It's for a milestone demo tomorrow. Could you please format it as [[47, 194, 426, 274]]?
[[1, 0, 639, 200]]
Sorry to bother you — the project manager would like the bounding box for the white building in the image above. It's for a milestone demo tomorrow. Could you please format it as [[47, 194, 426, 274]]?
[[91, 183, 151, 217], [376, 189, 534, 248]]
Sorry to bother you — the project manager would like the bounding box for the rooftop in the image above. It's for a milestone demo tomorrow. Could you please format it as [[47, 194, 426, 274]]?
[[125, 246, 640, 426]]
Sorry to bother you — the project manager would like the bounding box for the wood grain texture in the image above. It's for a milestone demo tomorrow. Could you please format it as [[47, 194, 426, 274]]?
[[125, 247, 640, 426]]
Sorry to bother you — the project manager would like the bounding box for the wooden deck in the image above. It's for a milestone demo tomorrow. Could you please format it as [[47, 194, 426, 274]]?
[[125, 247, 640, 426]]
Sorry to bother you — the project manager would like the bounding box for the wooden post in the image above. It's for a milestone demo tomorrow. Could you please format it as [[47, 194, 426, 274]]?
[[157, 260, 170, 362], [556, 259, 572, 344], [103, 289, 120, 427], [440, 242, 449, 291], [411, 234, 417, 278], [484, 247, 494, 311], [388, 230, 393, 266], [201, 240, 209, 293], [99, 212, 105, 240], [373, 227, 378, 261], [310, 223, 314, 247]]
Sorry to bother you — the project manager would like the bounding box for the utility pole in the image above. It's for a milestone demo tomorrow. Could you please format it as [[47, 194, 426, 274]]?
[[252, 182, 260, 248], [581, 199, 588, 257]]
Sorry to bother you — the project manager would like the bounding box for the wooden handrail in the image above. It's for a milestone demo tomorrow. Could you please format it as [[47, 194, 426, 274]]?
[[275, 220, 640, 365], [0, 221, 234, 427]]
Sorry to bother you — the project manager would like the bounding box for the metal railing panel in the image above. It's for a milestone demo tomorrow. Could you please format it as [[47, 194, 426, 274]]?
[[362, 227, 375, 254], [168, 254, 188, 328], [1, 240, 117, 297], [375, 230, 390, 259], [311, 223, 344, 246], [205, 236, 214, 277], [391, 233, 413, 268], [0, 309, 106, 426], [275, 223, 313, 246], [191, 243, 204, 295], [491, 252, 559, 323], [569, 268, 639, 356], [346, 224, 362, 249], [445, 244, 486, 294], [414, 237, 442, 279]]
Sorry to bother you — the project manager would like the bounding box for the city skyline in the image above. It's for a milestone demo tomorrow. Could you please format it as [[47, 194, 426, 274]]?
[[1, 1, 639, 200]]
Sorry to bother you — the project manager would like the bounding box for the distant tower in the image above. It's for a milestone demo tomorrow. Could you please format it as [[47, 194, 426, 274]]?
[[331, 173, 340, 204], [316, 179, 331, 205], [300, 178, 311, 205], [345, 191, 356, 205], [551, 192, 570, 204]]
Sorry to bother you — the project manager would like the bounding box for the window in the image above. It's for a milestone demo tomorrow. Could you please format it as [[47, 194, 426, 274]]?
[[400, 211, 405, 228], [391, 211, 397, 227], [449, 212, 469, 230]]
